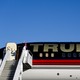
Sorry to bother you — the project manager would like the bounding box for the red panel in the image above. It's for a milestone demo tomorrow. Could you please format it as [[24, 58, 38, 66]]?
[[33, 60, 80, 65]]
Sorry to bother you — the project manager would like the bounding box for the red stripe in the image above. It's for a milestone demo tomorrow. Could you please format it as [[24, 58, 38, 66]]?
[[33, 60, 80, 65]]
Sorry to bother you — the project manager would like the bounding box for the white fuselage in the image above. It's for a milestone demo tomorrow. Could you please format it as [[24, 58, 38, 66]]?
[[22, 65, 80, 80]]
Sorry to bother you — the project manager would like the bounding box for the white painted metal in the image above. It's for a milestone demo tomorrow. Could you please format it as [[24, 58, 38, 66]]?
[[23, 50, 32, 66], [13, 46, 25, 80], [0, 50, 11, 75], [33, 65, 80, 68], [0, 42, 18, 79], [0, 60, 17, 80], [22, 69, 80, 80], [23, 50, 28, 63], [13, 45, 32, 80], [27, 53, 32, 66]]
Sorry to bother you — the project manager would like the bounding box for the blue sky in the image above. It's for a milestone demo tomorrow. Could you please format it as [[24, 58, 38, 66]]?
[[0, 0, 80, 47]]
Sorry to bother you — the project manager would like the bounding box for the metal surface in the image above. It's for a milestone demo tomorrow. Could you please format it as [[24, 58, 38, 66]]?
[[22, 68, 80, 80]]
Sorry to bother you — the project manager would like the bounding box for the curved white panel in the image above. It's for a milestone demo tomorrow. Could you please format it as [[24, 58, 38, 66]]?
[[22, 69, 80, 80]]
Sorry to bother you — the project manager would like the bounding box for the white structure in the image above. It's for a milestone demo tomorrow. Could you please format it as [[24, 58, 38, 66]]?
[[23, 69, 80, 80], [0, 42, 32, 80], [1, 42, 80, 80]]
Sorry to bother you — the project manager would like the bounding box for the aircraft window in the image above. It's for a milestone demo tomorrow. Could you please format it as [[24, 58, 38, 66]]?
[[73, 53, 77, 57], [79, 53, 80, 57], [68, 53, 71, 57], [39, 53, 43, 57], [51, 53, 54, 57], [70, 75, 72, 77], [45, 53, 49, 57], [57, 73, 59, 76], [62, 53, 66, 57]]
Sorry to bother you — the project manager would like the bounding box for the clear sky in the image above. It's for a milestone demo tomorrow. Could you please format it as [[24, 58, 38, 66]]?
[[0, 0, 80, 48]]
